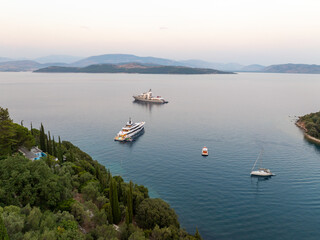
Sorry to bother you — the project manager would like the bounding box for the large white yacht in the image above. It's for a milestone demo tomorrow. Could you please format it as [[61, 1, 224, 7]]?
[[133, 89, 168, 104], [114, 118, 145, 142]]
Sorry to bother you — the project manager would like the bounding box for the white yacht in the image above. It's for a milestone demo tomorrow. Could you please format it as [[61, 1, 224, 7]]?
[[133, 89, 168, 104], [250, 149, 275, 177], [114, 118, 145, 142]]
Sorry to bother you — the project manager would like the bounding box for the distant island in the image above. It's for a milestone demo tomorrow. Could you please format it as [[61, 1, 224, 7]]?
[[296, 111, 320, 144], [1, 53, 320, 73], [34, 63, 233, 74], [263, 64, 320, 74]]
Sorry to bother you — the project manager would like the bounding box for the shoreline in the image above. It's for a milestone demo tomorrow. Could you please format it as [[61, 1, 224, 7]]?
[[295, 120, 320, 145]]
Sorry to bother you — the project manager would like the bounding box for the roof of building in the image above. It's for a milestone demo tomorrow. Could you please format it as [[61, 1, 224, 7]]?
[[19, 147, 37, 160]]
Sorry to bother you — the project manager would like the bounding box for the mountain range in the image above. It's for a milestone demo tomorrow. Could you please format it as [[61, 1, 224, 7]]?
[[0, 54, 319, 73]]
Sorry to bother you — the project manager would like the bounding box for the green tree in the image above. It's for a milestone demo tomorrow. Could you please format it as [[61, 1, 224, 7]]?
[[104, 203, 113, 224], [13, 123, 35, 149], [91, 224, 118, 240], [2, 206, 25, 239], [127, 181, 133, 224], [52, 136, 57, 157], [0, 214, 9, 240], [25, 207, 42, 231], [0, 107, 16, 155], [47, 131, 52, 155], [0, 155, 68, 209], [30, 122, 34, 136], [82, 181, 100, 201], [58, 136, 63, 161], [136, 198, 179, 229], [39, 123, 46, 152], [109, 176, 121, 224], [129, 230, 146, 240], [125, 207, 130, 225], [71, 201, 86, 224], [195, 227, 202, 240]]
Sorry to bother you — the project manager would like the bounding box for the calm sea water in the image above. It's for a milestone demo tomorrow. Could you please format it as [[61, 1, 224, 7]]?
[[1, 72, 320, 239]]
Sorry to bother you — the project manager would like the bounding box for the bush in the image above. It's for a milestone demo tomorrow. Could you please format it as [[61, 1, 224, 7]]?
[[135, 199, 179, 229]]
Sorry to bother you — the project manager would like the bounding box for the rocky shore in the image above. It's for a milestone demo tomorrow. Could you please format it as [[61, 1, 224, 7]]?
[[295, 120, 320, 145]]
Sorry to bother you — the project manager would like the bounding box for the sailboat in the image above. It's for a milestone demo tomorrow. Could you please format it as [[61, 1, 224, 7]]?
[[250, 149, 275, 177]]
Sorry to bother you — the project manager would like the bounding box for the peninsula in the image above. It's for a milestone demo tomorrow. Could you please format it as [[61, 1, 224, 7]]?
[[34, 63, 233, 74], [296, 111, 320, 144]]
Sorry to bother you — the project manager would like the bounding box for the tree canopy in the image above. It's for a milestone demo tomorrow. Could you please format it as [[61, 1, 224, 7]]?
[[135, 198, 180, 230], [298, 111, 320, 139]]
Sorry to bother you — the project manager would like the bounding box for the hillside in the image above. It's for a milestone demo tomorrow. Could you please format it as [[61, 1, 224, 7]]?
[[34, 55, 83, 64], [263, 64, 320, 73], [0, 60, 43, 71], [240, 64, 266, 72], [0, 60, 67, 71], [34, 63, 233, 74], [0, 107, 202, 239], [71, 54, 182, 67], [4, 53, 320, 73]]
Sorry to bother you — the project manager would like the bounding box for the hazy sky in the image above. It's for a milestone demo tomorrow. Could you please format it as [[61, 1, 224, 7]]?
[[1, 0, 320, 65]]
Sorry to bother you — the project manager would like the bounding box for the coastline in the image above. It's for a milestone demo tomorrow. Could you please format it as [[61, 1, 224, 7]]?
[[295, 120, 320, 145]]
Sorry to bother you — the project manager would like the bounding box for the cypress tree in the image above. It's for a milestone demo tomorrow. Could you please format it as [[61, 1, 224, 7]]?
[[107, 203, 113, 224], [30, 122, 33, 135], [52, 136, 57, 157], [0, 215, 9, 240], [109, 176, 121, 224], [127, 180, 133, 223], [40, 123, 46, 152], [58, 136, 63, 161], [47, 131, 52, 155], [195, 227, 202, 240], [125, 206, 130, 225]]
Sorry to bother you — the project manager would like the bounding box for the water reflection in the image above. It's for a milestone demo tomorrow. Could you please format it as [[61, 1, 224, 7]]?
[[304, 138, 320, 154], [250, 175, 272, 192], [132, 100, 166, 112]]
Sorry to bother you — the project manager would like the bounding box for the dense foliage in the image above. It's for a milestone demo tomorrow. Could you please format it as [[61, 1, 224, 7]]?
[[0, 107, 34, 155], [0, 107, 201, 239], [136, 199, 179, 229], [298, 111, 320, 139]]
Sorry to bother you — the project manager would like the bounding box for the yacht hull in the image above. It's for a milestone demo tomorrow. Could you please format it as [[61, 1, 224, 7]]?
[[250, 170, 274, 177], [133, 96, 168, 104], [114, 123, 145, 142]]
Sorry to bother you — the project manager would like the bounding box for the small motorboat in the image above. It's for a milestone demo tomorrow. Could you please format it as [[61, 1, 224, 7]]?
[[202, 147, 208, 156], [250, 149, 275, 177]]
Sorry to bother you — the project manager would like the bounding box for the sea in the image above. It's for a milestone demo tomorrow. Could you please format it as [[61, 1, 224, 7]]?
[[1, 72, 320, 239]]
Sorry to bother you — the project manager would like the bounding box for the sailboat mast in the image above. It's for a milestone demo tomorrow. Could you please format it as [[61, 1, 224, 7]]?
[[251, 149, 263, 171]]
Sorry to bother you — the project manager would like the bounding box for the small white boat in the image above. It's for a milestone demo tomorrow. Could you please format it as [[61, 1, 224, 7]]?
[[250, 149, 275, 177], [202, 147, 208, 156]]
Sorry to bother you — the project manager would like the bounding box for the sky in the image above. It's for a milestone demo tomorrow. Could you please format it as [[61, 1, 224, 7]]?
[[1, 0, 320, 65]]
